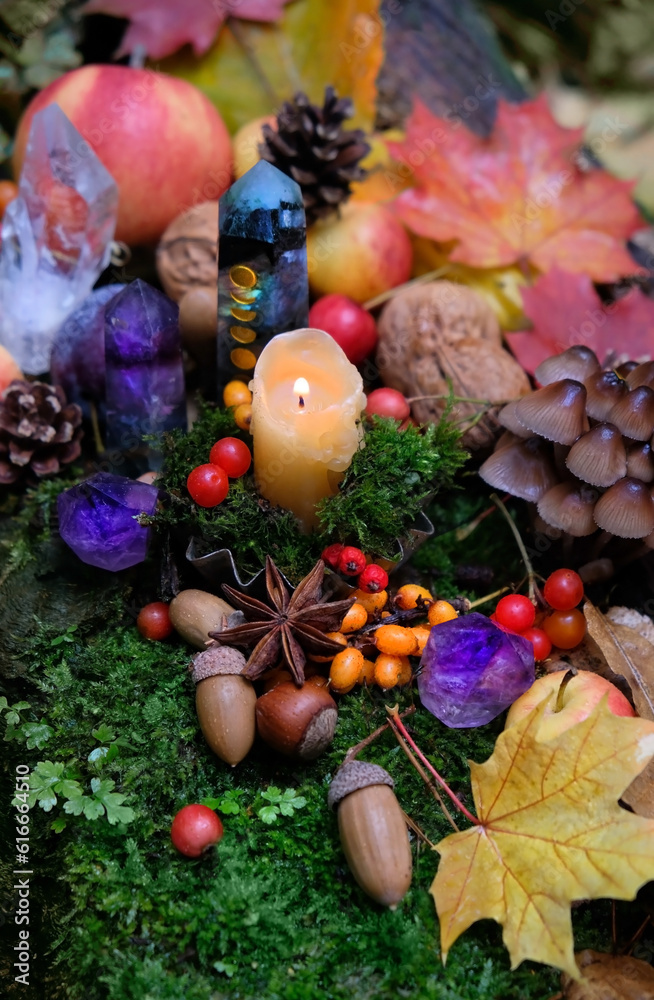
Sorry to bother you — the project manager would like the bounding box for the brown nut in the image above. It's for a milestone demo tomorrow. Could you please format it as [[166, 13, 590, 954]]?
[[192, 645, 256, 766], [156, 201, 218, 301], [255, 681, 337, 760], [169, 589, 235, 649], [328, 760, 412, 908]]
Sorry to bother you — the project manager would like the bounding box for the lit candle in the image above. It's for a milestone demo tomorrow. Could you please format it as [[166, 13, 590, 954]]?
[[250, 328, 367, 531]]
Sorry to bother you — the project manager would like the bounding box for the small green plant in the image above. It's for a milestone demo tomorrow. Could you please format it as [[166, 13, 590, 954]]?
[[15, 760, 136, 833], [1, 696, 53, 749], [257, 786, 307, 824]]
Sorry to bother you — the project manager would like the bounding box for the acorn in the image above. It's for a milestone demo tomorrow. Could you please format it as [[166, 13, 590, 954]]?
[[169, 589, 235, 649], [328, 760, 412, 908], [255, 681, 337, 760], [191, 645, 256, 766]]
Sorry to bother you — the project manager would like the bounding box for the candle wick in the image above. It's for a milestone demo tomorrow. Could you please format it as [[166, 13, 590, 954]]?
[[298, 396, 305, 408]]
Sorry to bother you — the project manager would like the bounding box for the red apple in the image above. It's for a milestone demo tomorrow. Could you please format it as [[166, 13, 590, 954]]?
[[306, 201, 412, 304], [505, 669, 636, 742], [13, 65, 232, 246], [308, 294, 378, 364]]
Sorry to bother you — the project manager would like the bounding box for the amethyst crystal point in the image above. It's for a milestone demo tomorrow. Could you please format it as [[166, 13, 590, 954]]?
[[50, 284, 124, 416], [0, 105, 118, 374], [104, 280, 186, 466], [57, 472, 159, 571], [418, 612, 535, 728]]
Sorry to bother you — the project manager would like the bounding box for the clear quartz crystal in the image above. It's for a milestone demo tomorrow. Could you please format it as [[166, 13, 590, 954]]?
[[0, 104, 118, 374]]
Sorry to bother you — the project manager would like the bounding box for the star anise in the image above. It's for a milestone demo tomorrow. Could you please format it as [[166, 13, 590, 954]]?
[[209, 557, 354, 685]]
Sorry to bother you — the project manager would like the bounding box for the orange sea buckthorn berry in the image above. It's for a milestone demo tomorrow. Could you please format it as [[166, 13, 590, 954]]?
[[223, 379, 252, 408], [351, 588, 388, 615], [395, 583, 433, 610], [233, 402, 252, 431], [308, 631, 347, 663], [427, 600, 458, 627], [374, 624, 418, 656], [411, 625, 431, 655], [306, 674, 329, 688], [357, 658, 376, 686], [396, 656, 413, 686], [373, 653, 408, 690], [329, 647, 364, 694], [340, 602, 368, 634]]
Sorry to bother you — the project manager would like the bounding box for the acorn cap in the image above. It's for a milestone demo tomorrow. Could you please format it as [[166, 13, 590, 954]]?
[[479, 436, 558, 502], [534, 346, 600, 386], [497, 400, 532, 438], [626, 442, 654, 483], [327, 760, 394, 810], [583, 369, 629, 422], [537, 481, 599, 536], [626, 360, 654, 390], [564, 423, 627, 487], [513, 379, 589, 445], [607, 386, 654, 441], [593, 477, 654, 538], [190, 644, 248, 683]]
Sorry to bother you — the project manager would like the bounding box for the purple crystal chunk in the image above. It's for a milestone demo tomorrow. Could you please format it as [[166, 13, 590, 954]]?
[[104, 279, 186, 460], [57, 472, 159, 571], [418, 612, 535, 728], [50, 284, 124, 413]]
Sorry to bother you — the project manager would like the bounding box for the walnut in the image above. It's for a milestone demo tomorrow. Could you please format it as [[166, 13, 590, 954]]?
[[376, 281, 530, 447], [156, 201, 219, 302]]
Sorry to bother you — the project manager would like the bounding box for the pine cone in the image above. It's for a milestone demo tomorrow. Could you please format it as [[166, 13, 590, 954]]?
[[260, 86, 370, 226], [0, 380, 83, 485]]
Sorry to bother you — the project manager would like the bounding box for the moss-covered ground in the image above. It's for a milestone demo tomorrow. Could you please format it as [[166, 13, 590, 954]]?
[[2, 482, 653, 1000]]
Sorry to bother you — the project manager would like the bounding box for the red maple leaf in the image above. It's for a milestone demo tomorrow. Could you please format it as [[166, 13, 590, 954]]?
[[388, 96, 643, 282], [84, 0, 292, 60], [506, 268, 654, 375]]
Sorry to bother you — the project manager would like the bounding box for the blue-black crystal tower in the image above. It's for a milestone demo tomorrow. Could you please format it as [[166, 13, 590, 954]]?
[[217, 160, 309, 389]]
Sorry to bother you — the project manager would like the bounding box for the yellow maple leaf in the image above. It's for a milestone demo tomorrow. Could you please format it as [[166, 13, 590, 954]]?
[[161, 0, 383, 134], [432, 695, 654, 979]]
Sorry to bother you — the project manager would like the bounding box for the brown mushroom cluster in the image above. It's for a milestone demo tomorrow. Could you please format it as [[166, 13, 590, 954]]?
[[479, 345, 654, 541]]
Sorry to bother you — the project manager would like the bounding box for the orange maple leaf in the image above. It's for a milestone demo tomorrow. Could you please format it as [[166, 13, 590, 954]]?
[[432, 695, 654, 978], [389, 96, 643, 281]]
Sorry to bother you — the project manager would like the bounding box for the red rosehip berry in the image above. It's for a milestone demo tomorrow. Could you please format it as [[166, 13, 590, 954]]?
[[520, 627, 552, 661], [337, 545, 367, 576], [171, 804, 223, 858], [543, 568, 584, 611], [494, 594, 536, 633], [187, 463, 229, 507], [209, 437, 251, 478], [136, 602, 173, 641], [322, 542, 344, 570], [365, 388, 410, 421], [357, 563, 389, 594], [308, 294, 378, 364]]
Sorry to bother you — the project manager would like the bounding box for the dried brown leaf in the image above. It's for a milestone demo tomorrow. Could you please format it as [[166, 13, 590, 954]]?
[[561, 949, 654, 999], [583, 601, 654, 721]]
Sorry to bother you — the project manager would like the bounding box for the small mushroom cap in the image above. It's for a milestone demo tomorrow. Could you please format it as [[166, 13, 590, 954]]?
[[513, 379, 589, 445], [565, 423, 627, 487], [593, 477, 654, 538], [626, 360, 654, 390], [497, 400, 532, 438], [583, 369, 629, 422], [535, 346, 600, 386], [495, 430, 523, 451], [327, 760, 394, 810], [626, 442, 654, 483], [537, 481, 599, 536], [479, 436, 558, 502], [607, 386, 654, 441], [190, 644, 248, 683]]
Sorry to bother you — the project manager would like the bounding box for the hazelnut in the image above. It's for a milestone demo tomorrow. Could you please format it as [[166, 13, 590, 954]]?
[[255, 681, 337, 760], [169, 589, 235, 649], [328, 760, 412, 908], [192, 645, 256, 766]]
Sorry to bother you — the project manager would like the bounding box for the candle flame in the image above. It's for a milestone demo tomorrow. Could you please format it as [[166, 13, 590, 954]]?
[[293, 377, 310, 397]]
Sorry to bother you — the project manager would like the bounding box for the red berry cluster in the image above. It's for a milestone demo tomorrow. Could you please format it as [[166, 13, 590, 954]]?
[[491, 568, 586, 660], [187, 437, 252, 508], [322, 543, 389, 594]]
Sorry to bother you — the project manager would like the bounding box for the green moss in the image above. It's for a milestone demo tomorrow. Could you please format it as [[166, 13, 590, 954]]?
[[155, 405, 466, 582], [1, 613, 629, 1000]]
